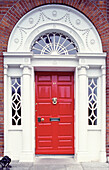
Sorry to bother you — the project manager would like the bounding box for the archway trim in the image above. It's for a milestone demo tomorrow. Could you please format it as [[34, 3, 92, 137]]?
[[7, 4, 103, 53]]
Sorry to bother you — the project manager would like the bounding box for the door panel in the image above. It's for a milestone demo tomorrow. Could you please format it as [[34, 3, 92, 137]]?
[[38, 86, 51, 98], [38, 103, 51, 116], [58, 75, 71, 82], [35, 72, 74, 154], [58, 86, 71, 98], [59, 103, 72, 115], [38, 75, 52, 82]]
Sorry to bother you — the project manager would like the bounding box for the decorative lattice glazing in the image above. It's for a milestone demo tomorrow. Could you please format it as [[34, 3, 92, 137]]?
[[31, 33, 78, 55], [11, 78, 21, 125], [88, 78, 97, 125]]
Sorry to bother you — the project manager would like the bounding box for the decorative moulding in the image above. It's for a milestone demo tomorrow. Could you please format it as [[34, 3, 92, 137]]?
[[7, 5, 103, 53], [3, 52, 33, 58], [3, 52, 106, 58]]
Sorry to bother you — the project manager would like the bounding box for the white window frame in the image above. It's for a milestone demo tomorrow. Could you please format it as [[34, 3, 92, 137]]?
[[87, 68, 102, 130], [7, 68, 23, 131]]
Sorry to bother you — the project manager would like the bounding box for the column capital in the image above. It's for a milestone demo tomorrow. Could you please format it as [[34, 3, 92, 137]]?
[[78, 65, 89, 76], [20, 64, 32, 69], [101, 65, 106, 75], [101, 65, 106, 69], [4, 64, 8, 75], [78, 65, 89, 70], [20, 65, 32, 76], [4, 64, 8, 69]]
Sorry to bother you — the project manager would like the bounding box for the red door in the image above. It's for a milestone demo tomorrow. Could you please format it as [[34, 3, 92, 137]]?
[[35, 72, 74, 154]]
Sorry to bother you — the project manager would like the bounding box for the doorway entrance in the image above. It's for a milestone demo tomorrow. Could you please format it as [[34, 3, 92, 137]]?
[[4, 4, 106, 162], [35, 72, 74, 154]]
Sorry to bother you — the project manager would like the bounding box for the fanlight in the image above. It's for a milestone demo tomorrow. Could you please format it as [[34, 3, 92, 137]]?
[[31, 33, 78, 55]]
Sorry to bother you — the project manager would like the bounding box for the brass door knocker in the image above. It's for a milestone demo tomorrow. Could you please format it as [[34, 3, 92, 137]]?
[[52, 97, 57, 105]]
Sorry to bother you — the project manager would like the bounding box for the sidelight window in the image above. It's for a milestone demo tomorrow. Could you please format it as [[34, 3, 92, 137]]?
[[11, 78, 21, 126], [88, 78, 98, 125]]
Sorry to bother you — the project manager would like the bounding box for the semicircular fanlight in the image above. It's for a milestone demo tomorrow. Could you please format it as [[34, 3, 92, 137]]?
[[31, 32, 78, 55]]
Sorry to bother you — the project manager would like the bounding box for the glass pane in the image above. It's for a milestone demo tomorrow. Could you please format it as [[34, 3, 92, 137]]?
[[12, 119, 16, 125], [11, 78, 21, 126], [31, 32, 78, 55], [88, 78, 98, 126]]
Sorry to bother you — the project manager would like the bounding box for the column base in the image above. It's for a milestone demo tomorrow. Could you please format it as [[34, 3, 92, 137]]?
[[76, 151, 89, 162], [4, 150, 20, 161], [20, 151, 34, 162], [76, 151, 106, 162], [99, 151, 106, 162]]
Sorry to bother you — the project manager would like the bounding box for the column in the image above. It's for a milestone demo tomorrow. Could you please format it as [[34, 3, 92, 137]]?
[[4, 65, 9, 155], [77, 66, 88, 162], [100, 66, 106, 162], [20, 65, 33, 162]]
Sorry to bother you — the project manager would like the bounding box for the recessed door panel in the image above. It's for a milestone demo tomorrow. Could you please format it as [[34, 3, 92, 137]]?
[[38, 123, 52, 136], [38, 75, 52, 82], [35, 72, 74, 154], [58, 86, 71, 98], [59, 103, 72, 115], [38, 86, 51, 98], [58, 75, 71, 82], [38, 103, 51, 116], [58, 122, 73, 136]]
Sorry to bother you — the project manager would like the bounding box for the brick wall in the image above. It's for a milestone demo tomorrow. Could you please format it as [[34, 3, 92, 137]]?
[[0, 0, 109, 157], [107, 0, 109, 23]]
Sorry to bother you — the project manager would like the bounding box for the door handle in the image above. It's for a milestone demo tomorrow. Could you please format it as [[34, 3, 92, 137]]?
[[41, 118, 44, 121]]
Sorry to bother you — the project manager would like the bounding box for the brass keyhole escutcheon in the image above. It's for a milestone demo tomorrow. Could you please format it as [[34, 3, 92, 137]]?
[[52, 97, 57, 105]]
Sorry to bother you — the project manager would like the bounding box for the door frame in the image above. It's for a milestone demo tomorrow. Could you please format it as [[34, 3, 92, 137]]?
[[3, 52, 106, 162]]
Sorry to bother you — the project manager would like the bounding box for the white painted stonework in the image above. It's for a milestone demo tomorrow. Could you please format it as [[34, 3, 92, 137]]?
[[8, 5, 102, 53], [4, 5, 106, 162]]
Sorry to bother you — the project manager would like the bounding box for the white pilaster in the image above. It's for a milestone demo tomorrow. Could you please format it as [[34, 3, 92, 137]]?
[[20, 65, 34, 162], [4, 65, 10, 156], [77, 66, 88, 161], [100, 66, 106, 162]]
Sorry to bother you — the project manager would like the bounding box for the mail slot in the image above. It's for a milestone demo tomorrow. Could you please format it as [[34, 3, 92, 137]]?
[[50, 118, 60, 121]]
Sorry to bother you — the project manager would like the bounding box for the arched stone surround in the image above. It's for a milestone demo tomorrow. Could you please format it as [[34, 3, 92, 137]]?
[[7, 4, 103, 53], [0, 0, 109, 160]]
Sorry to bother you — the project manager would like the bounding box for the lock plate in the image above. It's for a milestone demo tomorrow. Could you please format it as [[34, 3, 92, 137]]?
[[38, 117, 41, 122], [52, 97, 57, 105]]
